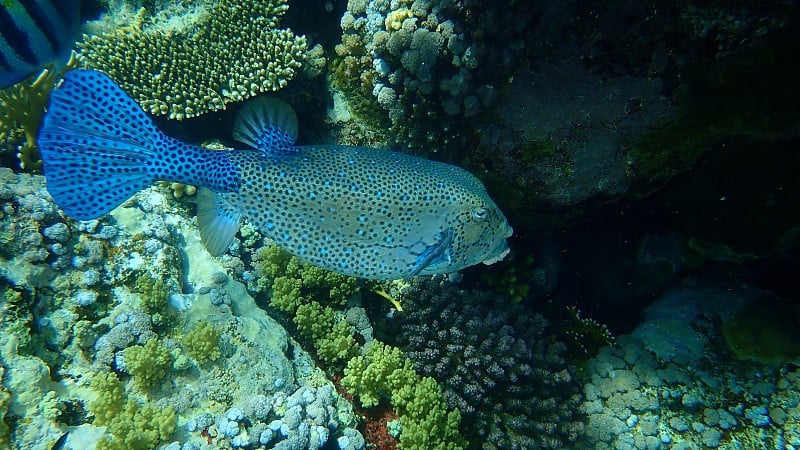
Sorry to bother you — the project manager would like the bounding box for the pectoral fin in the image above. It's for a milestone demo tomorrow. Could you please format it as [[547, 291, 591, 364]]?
[[408, 228, 453, 277]]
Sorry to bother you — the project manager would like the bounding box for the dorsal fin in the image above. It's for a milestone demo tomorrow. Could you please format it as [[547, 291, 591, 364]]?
[[233, 97, 298, 155]]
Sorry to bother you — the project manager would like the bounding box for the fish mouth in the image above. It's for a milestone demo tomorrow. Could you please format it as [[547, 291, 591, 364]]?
[[481, 222, 513, 265], [504, 223, 514, 239], [482, 240, 510, 265]]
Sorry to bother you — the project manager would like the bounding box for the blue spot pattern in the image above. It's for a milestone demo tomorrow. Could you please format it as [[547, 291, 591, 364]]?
[[38, 69, 239, 220]]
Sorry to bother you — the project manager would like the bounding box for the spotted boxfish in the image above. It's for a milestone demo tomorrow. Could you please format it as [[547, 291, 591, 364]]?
[[38, 69, 513, 280], [0, 0, 80, 89]]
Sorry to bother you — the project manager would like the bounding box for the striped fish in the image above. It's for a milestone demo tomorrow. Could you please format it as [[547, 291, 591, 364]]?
[[0, 0, 80, 89]]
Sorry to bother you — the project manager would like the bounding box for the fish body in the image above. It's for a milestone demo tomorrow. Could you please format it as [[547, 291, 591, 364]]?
[[38, 69, 513, 280], [0, 0, 80, 89]]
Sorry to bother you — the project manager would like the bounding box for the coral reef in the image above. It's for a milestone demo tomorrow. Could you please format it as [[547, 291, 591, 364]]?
[[373, 276, 585, 449], [246, 243, 363, 370], [245, 243, 464, 449], [0, 169, 363, 448], [576, 280, 800, 449], [1, 3, 799, 449], [89, 372, 176, 450], [0, 53, 82, 171], [333, 0, 500, 151], [342, 341, 465, 450], [80, 0, 307, 119], [331, 1, 799, 231], [182, 321, 223, 365]]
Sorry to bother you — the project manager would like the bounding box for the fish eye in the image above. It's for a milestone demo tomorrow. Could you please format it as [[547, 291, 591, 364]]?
[[472, 207, 488, 220]]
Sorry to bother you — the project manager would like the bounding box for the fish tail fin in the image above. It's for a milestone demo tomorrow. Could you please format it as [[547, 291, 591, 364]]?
[[38, 69, 166, 220]]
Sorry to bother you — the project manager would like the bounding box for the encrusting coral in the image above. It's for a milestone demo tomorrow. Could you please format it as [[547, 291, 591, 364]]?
[[80, 0, 307, 119]]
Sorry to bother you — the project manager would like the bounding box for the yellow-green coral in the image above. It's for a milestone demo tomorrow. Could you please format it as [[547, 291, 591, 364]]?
[[89, 372, 176, 450], [253, 244, 361, 313], [89, 372, 125, 424], [392, 377, 464, 450], [316, 321, 360, 364], [182, 321, 222, 365], [301, 263, 362, 306], [270, 275, 306, 313], [80, 0, 307, 119], [123, 338, 172, 391], [0, 366, 10, 448], [0, 52, 82, 171], [341, 341, 465, 449], [295, 301, 358, 366], [342, 341, 416, 408], [135, 273, 169, 315], [253, 244, 295, 281]]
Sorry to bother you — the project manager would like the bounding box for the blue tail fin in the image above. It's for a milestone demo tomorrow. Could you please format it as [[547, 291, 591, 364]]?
[[38, 69, 165, 220]]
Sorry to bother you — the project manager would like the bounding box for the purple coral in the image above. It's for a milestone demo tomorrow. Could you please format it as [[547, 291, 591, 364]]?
[[372, 277, 584, 449]]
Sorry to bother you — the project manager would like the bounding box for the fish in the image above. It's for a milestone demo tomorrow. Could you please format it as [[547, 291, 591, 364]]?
[[0, 0, 80, 89], [38, 69, 513, 280]]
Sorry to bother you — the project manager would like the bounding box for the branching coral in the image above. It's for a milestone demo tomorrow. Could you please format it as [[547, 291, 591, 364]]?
[[295, 301, 359, 366], [134, 273, 169, 316], [89, 372, 176, 450], [342, 342, 416, 408], [342, 341, 465, 449], [374, 277, 585, 449], [80, 0, 307, 119], [134, 272, 174, 328], [182, 321, 222, 365], [392, 376, 464, 450], [122, 338, 172, 391], [252, 244, 361, 314]]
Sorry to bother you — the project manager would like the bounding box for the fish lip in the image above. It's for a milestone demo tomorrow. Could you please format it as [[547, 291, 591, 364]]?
[[482, 240, 510, 265], [504, 223, 514, 238]]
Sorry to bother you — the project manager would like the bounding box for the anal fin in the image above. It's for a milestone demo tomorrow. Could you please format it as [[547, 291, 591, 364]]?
[[196, 187, 242, 256]]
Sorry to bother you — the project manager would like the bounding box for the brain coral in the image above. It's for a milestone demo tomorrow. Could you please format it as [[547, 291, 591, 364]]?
[[80, 0, 307, 119]]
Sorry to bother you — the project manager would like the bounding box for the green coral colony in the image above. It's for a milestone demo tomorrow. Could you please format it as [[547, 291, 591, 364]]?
[[2, 1, 800, 450]]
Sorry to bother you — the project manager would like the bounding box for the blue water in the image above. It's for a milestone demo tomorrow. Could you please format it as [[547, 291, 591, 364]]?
[[0, 1, 798, 449]]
